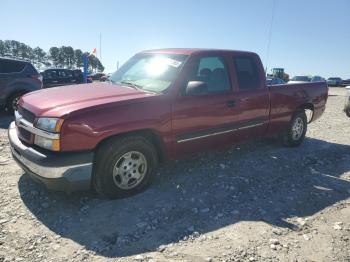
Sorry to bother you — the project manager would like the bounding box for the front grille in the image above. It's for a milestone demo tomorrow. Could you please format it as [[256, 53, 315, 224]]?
[[18, 106, 36, 123], [18, 127, 32, 141], [16, 106, 35, 144]]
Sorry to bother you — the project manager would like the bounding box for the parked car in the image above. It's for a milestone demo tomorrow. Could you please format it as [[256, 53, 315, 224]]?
[[0, 57, 42, 113], [266, 77, 285, 85], [288, 76, 311, 84], [327, 77, 342, 87], [91, 72, 106, 81], [100, 73, 111, 82], [345, 86, 350, 117], [310, 76, 325, 82], [341, 79, 350, 87], [41, 69, 91, 88], [8, 48, 328, 199]]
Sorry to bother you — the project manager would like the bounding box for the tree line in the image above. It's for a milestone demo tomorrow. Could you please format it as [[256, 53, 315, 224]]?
[[0, 40, 104, 72]]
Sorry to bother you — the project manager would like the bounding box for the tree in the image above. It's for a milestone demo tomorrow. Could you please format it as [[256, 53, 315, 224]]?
[[74, 49, 83, 68], [59, 46, 75, 68], [97, 59, 105, 72], [0, 39, 105, 71], [18, 43, 33, 61], [3, 40, 12, 57], [0, 40, 5, 56], [49, 47, 60, 67], [9, 40, 21, 58], [88, 54, 97, 72], [33, 47, 46, 69]]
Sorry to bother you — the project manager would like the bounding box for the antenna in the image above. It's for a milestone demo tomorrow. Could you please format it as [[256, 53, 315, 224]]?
[[265, 0, 276, 73]]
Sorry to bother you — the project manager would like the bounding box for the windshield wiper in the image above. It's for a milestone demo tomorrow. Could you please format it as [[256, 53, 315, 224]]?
[[120, 81, 143, 90]]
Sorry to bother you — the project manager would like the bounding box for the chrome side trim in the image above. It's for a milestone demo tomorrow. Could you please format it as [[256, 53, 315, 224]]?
[[15, 111, 59, 140], [177, 122, 265, 143]]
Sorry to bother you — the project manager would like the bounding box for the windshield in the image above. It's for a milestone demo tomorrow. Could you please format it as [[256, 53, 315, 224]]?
[[291, 76, 310, 82], [109, 53, 188, 93]]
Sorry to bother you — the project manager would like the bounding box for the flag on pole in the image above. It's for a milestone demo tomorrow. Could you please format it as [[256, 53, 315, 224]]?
[[91, 48, 97, 56]]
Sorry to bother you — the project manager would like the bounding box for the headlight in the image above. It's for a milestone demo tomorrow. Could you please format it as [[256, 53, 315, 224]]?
[[34, 135, 60, 151], [36, 118, 64, 133], [34, 117, 63, 151]]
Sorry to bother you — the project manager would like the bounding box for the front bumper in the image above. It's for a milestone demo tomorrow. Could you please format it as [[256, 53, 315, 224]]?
[[8, 122, 93, 192]]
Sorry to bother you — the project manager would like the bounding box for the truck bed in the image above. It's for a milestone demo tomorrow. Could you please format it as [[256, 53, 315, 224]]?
[[267, 81, 328, 134]]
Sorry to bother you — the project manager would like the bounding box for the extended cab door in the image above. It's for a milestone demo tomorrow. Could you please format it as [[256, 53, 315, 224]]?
[[229, 54, 270, 139]]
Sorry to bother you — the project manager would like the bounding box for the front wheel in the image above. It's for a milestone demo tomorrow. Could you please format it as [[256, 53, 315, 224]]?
[[6, 93, 23, 114], [282, 111, 307, 147], [93, 136, 158, 199]]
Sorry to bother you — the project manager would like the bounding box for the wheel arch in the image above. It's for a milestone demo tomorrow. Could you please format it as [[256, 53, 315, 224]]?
[[6, 89, 28, 100], [296, 102, 314, 123], [5, 89, 29, 112], [94, 128, 167, 163]]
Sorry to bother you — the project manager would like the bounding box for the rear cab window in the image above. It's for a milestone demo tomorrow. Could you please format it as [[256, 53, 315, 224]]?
[[24, 63, 38, 74], [233, 56, 261, 90]]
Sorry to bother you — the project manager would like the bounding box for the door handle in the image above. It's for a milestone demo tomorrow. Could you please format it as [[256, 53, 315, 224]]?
[[239, 98, 250, 103], [226, 100, 236, 107]]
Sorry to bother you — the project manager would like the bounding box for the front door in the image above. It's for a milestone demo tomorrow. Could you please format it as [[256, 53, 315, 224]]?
[[172, 54, 241, 155]]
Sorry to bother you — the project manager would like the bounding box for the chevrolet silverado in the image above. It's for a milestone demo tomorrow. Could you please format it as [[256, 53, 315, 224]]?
[[8, 49, 328, 199]]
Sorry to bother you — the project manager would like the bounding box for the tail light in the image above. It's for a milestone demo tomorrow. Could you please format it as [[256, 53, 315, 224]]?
[[30, 74, 43, 82]]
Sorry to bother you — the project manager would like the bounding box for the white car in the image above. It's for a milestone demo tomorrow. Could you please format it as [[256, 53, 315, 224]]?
[[288, 76, 311, 84], [344, 86, 350, 117]]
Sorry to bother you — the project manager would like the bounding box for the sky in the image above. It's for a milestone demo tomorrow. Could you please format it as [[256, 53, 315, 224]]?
[[1, 0, 349, 78]]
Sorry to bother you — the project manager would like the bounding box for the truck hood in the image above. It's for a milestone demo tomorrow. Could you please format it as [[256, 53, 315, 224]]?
[[19, 82, 156, 117]]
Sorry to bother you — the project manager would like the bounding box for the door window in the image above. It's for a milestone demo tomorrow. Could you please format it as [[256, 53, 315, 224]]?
[[45, 70, 57, 79], [0, 59, 26, 74], [188, 56, 231, 94]]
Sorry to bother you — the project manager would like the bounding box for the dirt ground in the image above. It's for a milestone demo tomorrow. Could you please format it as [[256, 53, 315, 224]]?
[[0, 87, 349, 262]]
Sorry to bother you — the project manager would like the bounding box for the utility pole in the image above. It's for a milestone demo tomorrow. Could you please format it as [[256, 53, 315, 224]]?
[[99, 33, 102, 62]]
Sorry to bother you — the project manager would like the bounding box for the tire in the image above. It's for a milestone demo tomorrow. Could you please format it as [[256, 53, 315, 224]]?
[[346, 109, 350, 118], [282, 111, 307, 147], [93, 135, 158, 199], [6, 92, 23, 114]]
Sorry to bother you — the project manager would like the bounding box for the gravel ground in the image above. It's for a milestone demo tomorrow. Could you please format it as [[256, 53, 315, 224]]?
[[0, 87, 349, 262]]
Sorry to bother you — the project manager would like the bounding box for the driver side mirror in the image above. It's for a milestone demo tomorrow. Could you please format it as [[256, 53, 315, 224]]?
[[185, 81, 208, 96]]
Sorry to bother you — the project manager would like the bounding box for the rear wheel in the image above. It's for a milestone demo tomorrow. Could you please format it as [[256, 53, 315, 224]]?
[[93, 136, 158, 199], [283, 111, 307, 147]]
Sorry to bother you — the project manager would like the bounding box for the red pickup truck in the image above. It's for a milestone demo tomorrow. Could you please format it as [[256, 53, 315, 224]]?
[[8, 49, 328, 199]]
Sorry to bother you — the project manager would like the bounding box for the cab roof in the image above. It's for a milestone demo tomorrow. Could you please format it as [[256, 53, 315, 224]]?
[[140, 48, 256, 56]]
